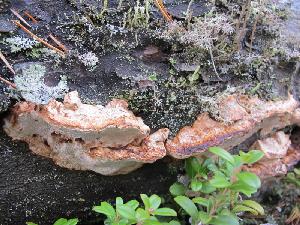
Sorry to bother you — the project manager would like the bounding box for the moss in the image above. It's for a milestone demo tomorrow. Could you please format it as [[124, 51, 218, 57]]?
[[115, 78, 224, 136], [123, 0, 152, 29]]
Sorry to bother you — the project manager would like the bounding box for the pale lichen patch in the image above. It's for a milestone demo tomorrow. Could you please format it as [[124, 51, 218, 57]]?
[[14, 63, 69, 104]]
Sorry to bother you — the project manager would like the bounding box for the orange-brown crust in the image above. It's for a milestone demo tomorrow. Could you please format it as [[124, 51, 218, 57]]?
[[244, 147, 300, 179], [166, 95, 299, 158]]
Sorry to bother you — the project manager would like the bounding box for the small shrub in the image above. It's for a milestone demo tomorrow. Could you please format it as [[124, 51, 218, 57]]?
[[26, 218, 78, 225], [171, 147, 265, 225], [93, 194, 179, 225]]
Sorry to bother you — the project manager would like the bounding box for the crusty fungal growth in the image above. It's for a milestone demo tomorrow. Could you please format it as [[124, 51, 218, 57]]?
[[243, 148, 300, 179], [4, 91, 169, 175], [251, 131, 291, 160], [243, 131, 300, 179], [166, 94, 300, 158]]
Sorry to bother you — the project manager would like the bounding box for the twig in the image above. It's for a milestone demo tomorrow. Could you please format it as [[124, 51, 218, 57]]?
[[49, 34, 68, 52], [250, 0, 266, 52], [235, 0, 251, 51], [117, 0, 123, 10], [24, 11, 38, 24], [13, 20, 65, 57], [238, 0, 251, 50], [185, 0, 194, 22], [154, 0, 172, 22], [10, 8, 32, 28], [235, 3, 246, 35], [0, 51, 15, 75], [207, 44, 222, 81], [0, 76, 16, 89]]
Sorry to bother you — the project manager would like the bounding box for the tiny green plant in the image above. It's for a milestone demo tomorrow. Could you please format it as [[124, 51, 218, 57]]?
[[170, 147, 265, 225], [26, 218, 78, 225], [286, 168, 300, 187], [93, 194, 179, 225]]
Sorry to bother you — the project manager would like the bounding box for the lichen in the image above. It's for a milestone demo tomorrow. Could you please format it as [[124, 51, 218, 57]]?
[[0, 86, 11, 112], [78, 51, 99, 71], [4, 36, 39, 53], [14, 63, 69, 104]]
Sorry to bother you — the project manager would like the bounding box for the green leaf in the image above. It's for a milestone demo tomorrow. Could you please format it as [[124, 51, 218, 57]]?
[[219, 208, 232, 216], [200, 182, 216, 194], [209, 147, 235, 165], [143, 220, 161, 225], [286, 172, 300, 186], [53, 219, 68, 225], [136, 208, 150, 222], [203, 158, 214, 167], [116, 219, 128, 225], [223, 161, 234, 176], [210, 215, 239, 225], [232, 205, 258, 215], [242, 200, 265, 215], [191, 179, 203, 191], [192, 197, 209, 207], [207, 163, 218, 173], [126, 200, 139, 210], [287, 172, 296, 178], [117, 205, 136, 221], [294, 168, 300, 176], [232, 155, 243, 168], [92, 202, 116, 220], [229, 181, 257, 197], [239, 150, 264, 165], [53, 218, 78, 225], [198, 211, 211, 224], [26, 223, 38, 225], [116, 197, 123, 208], [168, 221, 181, 225], [153, 208, 177, 217], [140, 194, 150, 210], [237, 172, 261, 189], [209, 174, 231, 188], [185, 157, 201, 178], [174, 196, 198, 221], [169, 182, 186, 196], [65, 219, 79, 225], [149, 194, 161, 210]]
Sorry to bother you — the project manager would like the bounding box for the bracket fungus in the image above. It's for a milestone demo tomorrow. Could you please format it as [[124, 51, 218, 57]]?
[[4, 91, 169, 175], [4, 91, 300, 176], [166, 94, 300, 158]]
